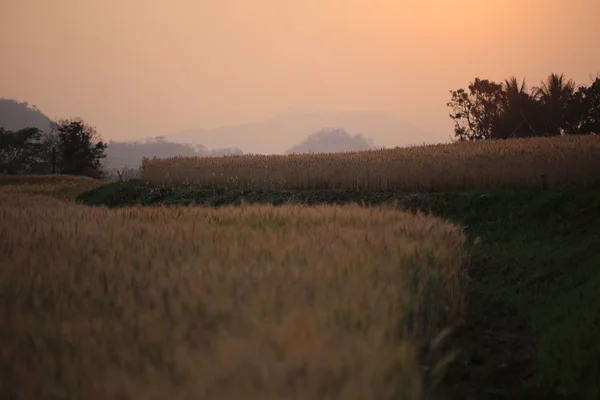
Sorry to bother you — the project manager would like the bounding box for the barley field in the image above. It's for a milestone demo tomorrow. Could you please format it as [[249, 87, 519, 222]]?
[[141, 135, 600, 191], [0, 176, 468, 400]]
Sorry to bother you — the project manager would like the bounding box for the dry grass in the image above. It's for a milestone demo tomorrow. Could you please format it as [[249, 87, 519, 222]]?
[[141, 135, 600, 191], [0, 177, 468, 400], [0, 174, 104, 200]]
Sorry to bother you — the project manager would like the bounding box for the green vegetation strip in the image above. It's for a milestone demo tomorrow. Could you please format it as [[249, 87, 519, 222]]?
[[78, 180, 600, 399]]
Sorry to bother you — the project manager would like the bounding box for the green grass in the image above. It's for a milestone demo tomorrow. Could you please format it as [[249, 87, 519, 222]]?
[[77, 180, 600, 399]]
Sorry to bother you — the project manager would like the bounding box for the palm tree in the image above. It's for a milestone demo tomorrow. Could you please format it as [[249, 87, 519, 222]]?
[[504, 77, 528, 101], [495, 77, 537, 138], [533, 73, 576, 136]]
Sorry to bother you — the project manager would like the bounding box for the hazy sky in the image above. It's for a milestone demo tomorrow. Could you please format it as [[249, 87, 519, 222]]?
[[1, 0, 599, 144]]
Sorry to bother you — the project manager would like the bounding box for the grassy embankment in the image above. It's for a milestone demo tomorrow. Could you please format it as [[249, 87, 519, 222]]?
[[78, 179, 600, 399]]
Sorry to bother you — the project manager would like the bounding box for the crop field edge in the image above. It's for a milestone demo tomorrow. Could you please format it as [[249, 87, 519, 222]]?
[[3, 184, 473, 399], [72, 179, 600, 399]]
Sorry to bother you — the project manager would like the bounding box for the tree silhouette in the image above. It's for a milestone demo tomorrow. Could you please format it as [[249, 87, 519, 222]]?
[[533, 73, 576, 136], [448, 72, 598, 140], [0, 127, 47, 174], [53, 118, 107, 178], [565, 76, 600, 134], [495, 77, 539, 138], [447, 78, 505, 141]]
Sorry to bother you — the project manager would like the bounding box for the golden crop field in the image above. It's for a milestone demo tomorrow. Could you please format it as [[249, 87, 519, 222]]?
[[142, 135, 600, 191], [0, 176, 468, 400]]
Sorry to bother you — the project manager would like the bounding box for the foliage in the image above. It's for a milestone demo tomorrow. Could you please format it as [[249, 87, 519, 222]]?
[[566, 75, 600, 134], [0, 118, 107, 178], [52, 118, 107, 177], [0, 127, 47, 174], [448, 73, 600, 141], [494, 76, 542, 138], [532, 73, 576, 136], [447, 78, 504, 140]]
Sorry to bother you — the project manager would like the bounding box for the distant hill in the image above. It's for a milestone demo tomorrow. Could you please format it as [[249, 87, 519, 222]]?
[[0, 98, 54, 131], [103, 139, 243, 181], [0, 97, 244, 175], [167, 110, 437, 155], [286, 128, 376, 154], [104, 137, 243, 170]]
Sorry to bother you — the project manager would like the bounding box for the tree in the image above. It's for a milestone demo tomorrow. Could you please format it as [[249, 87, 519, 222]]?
[[53, 118, 107, 177], [565, 76, 600, 134], [448, 72, 598, 141], [447, 78, 504, 141], [533, 73, 576, 136], [0, 127, 48, 174], [494, 77, 541, 138]]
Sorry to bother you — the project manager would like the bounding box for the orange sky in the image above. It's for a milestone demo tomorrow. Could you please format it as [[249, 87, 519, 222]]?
[[1, 0, 598, 145]]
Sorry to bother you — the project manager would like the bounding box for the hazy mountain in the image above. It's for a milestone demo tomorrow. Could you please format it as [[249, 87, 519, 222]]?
[[286, 128, 376, 154], [2, 98, 436, 169], [0, 97, 244, 177], [167, 110, 437, 155], [104, 137, 243, 170], [0, 98, 54, 132]]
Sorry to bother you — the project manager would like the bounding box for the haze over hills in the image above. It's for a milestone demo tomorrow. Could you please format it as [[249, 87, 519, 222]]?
[[1, 98, 438, 174], [286, 128, 377, 154], [104, 138, 243, 170], [0, 98, 54, 132], [167, 110, 439, 155], [0, 99, 243, 173]]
